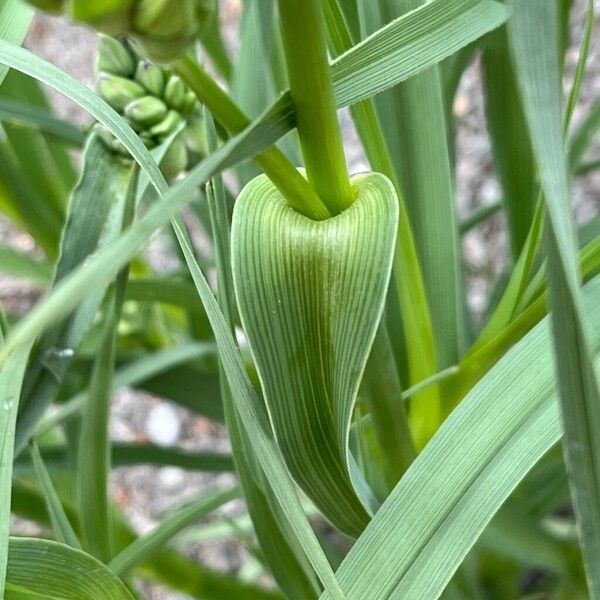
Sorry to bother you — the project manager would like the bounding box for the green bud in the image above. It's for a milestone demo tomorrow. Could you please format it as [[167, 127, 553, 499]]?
[[160, 135, 188, 180], [124, 96, 168, 127], [163, 75, 187, 111], [96, 35, 136, 78], [132, 0, 217, 62], [184, 113, 208, 156], [68, 0, 134, 35], [134, 59, 165, 96], [97, 72, 145, 111], [181, 90, 198, 116], [148, 110, 183, 139]]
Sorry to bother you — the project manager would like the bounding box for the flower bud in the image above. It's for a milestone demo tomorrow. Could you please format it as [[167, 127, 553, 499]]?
[[96, 35, 136, 78], [148, 110, 183, 140], [163, 75, 187, 111], [26, 0, 216, 62], [124, 96, 168, 127], [181, 90, 198, 116], [97, 72, 145, 111], [132, 0, 216, 62], [160, 134, 188, 180], [134, 59, 165, 97]]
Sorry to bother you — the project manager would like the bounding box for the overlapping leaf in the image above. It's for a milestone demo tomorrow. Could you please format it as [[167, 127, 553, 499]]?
[[320, 277, 600, 600], [232, 173, 398, 536]]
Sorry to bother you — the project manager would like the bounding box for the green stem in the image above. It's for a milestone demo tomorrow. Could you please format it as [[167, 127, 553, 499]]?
[[362, 327, 415, 487], [174, 55, 329, 220], [277, 0, 353, 216]]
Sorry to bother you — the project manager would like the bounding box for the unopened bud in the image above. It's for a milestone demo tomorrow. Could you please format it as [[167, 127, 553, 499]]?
[[124, 96, 168, 127], [96, 35, 136, 77], [68, 0, 134, 36], [97, 72, 145, 111], [181, 90, 198, 116], [160, 135, 189, 180], [134, 59, 165, 96], [148, 110, 184, 139], [164, 75, 187, 111]]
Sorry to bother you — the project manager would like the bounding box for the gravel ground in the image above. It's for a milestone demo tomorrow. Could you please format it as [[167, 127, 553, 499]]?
[[4, 2, 600, 599]]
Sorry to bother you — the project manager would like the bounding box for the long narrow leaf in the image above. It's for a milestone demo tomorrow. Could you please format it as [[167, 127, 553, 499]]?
[[320, 277, 600, 600], [508, 2, 600, 595], [0, 343, 30, 598]]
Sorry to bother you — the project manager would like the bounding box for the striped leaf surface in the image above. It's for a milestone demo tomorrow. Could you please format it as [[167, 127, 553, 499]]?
[[232, 173, 398, 536]]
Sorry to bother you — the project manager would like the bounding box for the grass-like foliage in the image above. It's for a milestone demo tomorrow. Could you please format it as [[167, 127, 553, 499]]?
[[0, 0, 599, 598]]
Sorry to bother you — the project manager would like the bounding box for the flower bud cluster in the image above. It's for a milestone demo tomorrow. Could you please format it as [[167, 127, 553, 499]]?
[[95, 36, 202, 179], [25, 0, 216, 62]]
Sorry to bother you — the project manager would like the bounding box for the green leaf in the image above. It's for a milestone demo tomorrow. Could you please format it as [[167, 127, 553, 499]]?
[[374, 0, 465, 368], [320, 276, 600, 600], [0, 39, 165, 196], [0, 96, 85, 146], [507, 1, 600, 596], [0, 0, 32, 86], [569, 99, 600, 172], [6, 537, 135, 600], [331, 0, 509, 109], [232, 173, 398, 536], [109, 486, 239, 576], [172, 216, 343, 597], [16, 442, 235, 473], [481, 23, 537, 259], [29, 441, 81, 548], [0, 245, 52, 285], [11, 481, 282, 600], [76, 159, 137, 562], [35, 342, 219, 435], [0, 343, 31, 599], [15, 134, 131, 453], [204, 112, 320, 600], [0, 96, 293, 367], [0, 71, 73, 223], [324, 0, 438, 452]]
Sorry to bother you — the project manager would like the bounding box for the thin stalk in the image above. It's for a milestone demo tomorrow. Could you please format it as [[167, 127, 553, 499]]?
[[277, 0, 354, 215], [174, 55, 329, 220], [363, 328, 415, 487]]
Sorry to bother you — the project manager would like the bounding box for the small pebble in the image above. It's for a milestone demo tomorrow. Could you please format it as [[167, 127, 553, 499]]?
[[146, 404, 181, 447]]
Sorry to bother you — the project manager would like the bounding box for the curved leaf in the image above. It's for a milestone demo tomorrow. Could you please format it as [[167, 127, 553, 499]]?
[[6, 537, 135, 600], [320, 276, 600, 600], [232, 173, 398, 536]]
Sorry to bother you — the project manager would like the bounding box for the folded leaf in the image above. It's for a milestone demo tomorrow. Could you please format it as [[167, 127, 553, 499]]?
[[232, 172, 398, 537]]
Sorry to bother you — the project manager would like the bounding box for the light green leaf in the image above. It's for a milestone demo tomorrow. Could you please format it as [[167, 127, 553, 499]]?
[[110, 486, 240, 576], [0, 96, 85, 146], [15, 134, 131, 453], [481, 23, 537, 258], [29, 441, 80, 548], [205, 112, 320, 599], [0, 245, 52, 285], [0, 92, 291, 365], [76, 158, 137, 562], [0, 0, 32, 86], [0, 343, 31, 599], [508, 1, 600, 595], [6, 537, 135, 600], [232, 173, 398, 536], [331, 0, 509, 109], [35, 342, 218, 434], [172, 216, 344, 597], [17, 442, 234, 474], [320, 277, 600, 600]]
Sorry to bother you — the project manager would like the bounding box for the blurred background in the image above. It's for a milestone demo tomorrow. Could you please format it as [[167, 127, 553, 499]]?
[[3, 1, 600, 598]]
